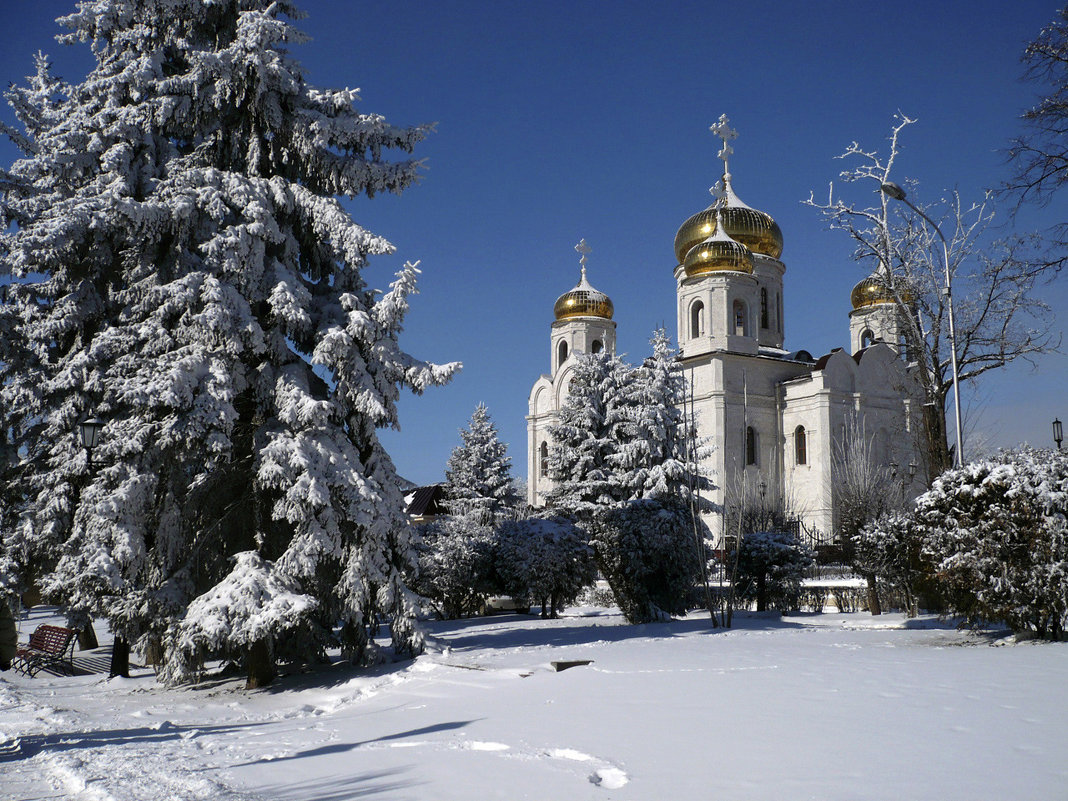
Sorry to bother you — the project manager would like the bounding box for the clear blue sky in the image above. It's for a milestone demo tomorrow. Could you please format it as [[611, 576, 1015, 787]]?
[[2, 1, 1066, 486]]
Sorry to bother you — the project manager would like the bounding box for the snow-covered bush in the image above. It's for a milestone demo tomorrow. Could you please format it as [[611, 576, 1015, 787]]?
[[728, 530, 814, 612], [444, 404, 519, 523], [853, 512, 926, 615], [0, 1, 456, 681], [410, 516, 496, 620], [917, 448, 1068, 639], [495, 515, 595, 618], [586, 498, 704, 624]]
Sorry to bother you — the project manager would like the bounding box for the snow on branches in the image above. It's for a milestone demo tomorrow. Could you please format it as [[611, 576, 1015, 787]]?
[[0, 0, 457, 683]]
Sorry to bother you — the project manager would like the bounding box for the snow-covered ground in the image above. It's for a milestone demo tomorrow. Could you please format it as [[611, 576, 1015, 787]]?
[[2, 605, 1066, 800]]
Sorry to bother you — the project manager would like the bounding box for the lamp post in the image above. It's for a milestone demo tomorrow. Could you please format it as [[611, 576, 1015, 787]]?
[[1055, 418, 1063, 450], [880, 181, 965, 468], [79, 418, 105, 465]]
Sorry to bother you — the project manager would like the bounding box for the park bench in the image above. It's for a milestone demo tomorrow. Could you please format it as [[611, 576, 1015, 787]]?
[[11, 625, 77, 677]]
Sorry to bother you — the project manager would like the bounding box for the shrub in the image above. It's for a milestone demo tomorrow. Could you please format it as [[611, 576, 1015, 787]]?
[[917, 448, 1068, 640], [728, 530, 814, 612], [587, 498, 704, 624], [495, 515, 595, 617]]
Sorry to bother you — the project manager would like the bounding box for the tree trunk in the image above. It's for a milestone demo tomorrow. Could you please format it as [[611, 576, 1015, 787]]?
[[109, 637, 130, 678], [865, 575, 882, 616], [78, 620, 99, 650], [246, 638, 276, 689]]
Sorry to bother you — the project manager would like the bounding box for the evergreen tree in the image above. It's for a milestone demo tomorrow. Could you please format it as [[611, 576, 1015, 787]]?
[[546, 351, 633, 517], [444, 404, 518, 523], [614, 329, 709, 503], [0, 1, 456, 684], [495, 514, 595, 618]]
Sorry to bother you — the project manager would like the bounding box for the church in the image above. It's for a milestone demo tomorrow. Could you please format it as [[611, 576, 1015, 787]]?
[[526, 117, 925, 545]]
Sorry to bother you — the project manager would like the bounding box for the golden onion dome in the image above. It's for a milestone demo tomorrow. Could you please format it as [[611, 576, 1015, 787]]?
[[674, 176, 783, 263], [850, 272, 912, 310], [554, 267, 614, 320], [682, 211, 754, 276]]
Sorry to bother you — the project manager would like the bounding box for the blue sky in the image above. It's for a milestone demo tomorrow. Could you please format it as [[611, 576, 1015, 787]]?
[[2, 1, 1066, 486]]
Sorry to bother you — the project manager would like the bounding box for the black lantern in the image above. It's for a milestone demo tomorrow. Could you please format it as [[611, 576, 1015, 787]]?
[[79, 418, 105, 450], [1055, 418, 1063, 450]]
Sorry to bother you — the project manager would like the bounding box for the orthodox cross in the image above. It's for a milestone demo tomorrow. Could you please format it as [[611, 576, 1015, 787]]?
[[709, 114, 737, 202], [575, 238, 592, 280]]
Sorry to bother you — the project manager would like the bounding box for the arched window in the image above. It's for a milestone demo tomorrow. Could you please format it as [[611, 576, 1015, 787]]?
[[760, 288, 769, 329], [690, 300, 705, 339], [733, 300, 748, 337], [776, 293, 782, 332], [745, 426, 757, 466], [794, 425, 807, 465], [539, 441, 549, 477], [861, 329, 875, 348], [557, 340, 568, 369], [591, 339, 603, 354]]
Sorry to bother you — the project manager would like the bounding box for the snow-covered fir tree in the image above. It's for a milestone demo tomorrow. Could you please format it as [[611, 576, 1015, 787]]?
[[614, 329, 709, 503], [444, 404, 519, 523], [409, 514, 495, 620], [0, 1, 457, 684], [546, 350, 634, 516]]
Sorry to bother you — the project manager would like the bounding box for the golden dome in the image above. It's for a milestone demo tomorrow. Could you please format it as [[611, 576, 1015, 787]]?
[[554, 267, 614, 320], [682, 211, 754, 276], [850, 272, 912, 309], [674, 177, 783, 263]]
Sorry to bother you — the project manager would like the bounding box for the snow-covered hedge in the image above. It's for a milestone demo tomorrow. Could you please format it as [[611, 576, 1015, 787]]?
[[917, 448, 1068, 639]]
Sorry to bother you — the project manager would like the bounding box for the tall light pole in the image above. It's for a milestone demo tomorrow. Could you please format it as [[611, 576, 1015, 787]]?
[[1055, 418, 1063, 450], [880, 181, 965, 468]]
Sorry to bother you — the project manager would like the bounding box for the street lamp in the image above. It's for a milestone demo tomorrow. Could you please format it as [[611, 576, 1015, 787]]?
[[1055, 418, 1063, 450], [880, 181, 965, 468], [79, 418, 105, 464]]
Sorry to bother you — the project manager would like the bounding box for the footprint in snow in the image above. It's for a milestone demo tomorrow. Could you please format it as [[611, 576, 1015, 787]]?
[[589, 767, 629, 789]]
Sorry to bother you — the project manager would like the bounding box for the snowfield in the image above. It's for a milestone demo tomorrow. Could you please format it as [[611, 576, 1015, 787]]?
[[2, 605, 1066, 800]]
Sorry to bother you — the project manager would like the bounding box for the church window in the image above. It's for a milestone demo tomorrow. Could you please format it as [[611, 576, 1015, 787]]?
[[760, 288, 768, 329], [591, 339, 603, 354], [690, 300, 705, 339], [745, 426, 757, 465], [794, 425, 807, 465], [776, 293, 782, 332], [861, 329, 875, 348], [539, 441, 549, 477], [733, 300, 748, 337], [557, 340, 568, 369]]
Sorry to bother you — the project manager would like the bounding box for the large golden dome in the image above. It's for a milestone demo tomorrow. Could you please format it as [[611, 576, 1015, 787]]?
[[682, 211, 755, 276], [674, 177, 783, 263], [554, 268, 614, 320], [850, 272, 912, 310]]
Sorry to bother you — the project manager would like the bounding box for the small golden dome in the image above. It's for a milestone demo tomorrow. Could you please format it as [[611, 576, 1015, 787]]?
[[674, 177, 783, 263], [554, 268, 614, 320], [850, 272, 912, 309], [682, 212, 754, 276]]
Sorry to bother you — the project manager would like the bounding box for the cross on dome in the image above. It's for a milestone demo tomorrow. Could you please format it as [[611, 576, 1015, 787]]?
[[710, 113, 738, 179], [575, 238, 592, 280]]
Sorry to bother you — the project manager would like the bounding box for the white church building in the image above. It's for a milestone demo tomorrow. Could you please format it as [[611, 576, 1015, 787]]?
[[527, 118, 925, 544]]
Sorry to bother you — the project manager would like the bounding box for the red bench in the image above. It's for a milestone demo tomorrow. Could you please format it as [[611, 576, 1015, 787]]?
[[12, 625, 77, 677]]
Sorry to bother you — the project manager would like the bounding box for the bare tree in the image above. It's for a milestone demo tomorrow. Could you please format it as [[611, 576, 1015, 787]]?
[[831, 414, 898, 615], [806, 114, 1058, 480], [1005, 6, 1068, 270]]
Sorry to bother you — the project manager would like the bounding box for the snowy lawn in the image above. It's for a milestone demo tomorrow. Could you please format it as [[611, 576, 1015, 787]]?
[[2, 605, 1066, 800]]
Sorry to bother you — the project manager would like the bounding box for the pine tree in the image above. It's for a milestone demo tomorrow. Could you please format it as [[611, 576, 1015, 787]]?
[[546, 351, 633, 516], [0, 1, 457, 684], [614, 329, 708, 503], [443, 404, 518, 523]]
